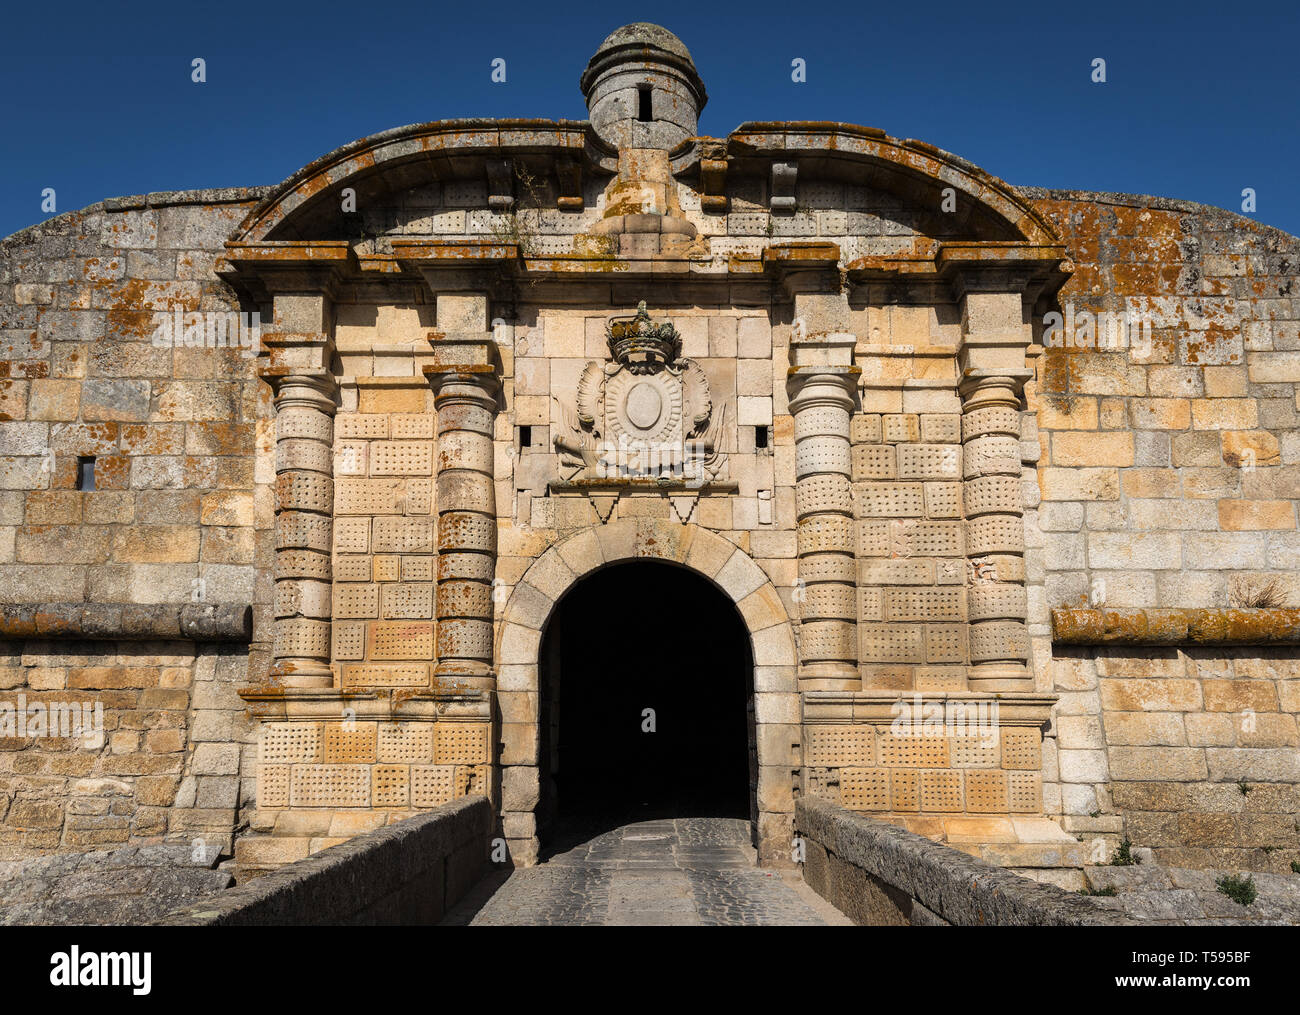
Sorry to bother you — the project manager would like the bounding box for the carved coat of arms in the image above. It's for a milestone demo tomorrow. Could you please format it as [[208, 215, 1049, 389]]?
[[554, 302, 726, 487]]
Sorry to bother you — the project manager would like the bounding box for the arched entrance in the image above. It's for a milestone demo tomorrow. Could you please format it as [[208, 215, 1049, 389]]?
[[496, 520, 800, 867], [537, 560, 754, 845]]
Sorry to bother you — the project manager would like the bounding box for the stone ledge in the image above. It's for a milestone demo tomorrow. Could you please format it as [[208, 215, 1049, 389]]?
[[0, 844, 233, 927], [796, 797, 1132, 926], [0, 603, 252, 642], [158, 796, 492, 926], [1051, 608, 1300, 646]]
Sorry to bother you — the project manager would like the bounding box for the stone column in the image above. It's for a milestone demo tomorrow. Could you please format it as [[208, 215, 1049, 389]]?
[[958, 286, 1034, 691], [265, 354, 337, 689], [426, 328, 500, 694], [787, 359, 860, 690]]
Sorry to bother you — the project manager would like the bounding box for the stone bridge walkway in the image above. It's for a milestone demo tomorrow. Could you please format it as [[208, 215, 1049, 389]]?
[[442, 816, 850, 926]]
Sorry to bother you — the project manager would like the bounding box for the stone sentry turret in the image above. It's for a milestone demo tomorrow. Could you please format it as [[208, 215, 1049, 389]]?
[[580, 23, 707, 151]]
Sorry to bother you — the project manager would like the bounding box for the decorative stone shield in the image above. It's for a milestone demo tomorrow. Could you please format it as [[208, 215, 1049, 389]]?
[[554, 301, 726, 486]]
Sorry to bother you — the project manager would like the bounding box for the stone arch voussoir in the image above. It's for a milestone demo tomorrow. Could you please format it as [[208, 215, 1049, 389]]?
[[497, 520, 797, 693]]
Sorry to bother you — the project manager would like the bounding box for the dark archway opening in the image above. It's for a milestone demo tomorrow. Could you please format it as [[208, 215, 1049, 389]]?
[[537, 560, 755, 853]]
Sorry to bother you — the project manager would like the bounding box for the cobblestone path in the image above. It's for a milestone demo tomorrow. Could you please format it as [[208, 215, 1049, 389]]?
[[444, 816, 851, 926]]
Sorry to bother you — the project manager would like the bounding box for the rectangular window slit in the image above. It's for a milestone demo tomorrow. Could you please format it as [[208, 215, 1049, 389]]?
[[518, 425, 532, 449], [754, 425, 769, 450], [77, 456, 96, 491], [637, 85, 652, 122]]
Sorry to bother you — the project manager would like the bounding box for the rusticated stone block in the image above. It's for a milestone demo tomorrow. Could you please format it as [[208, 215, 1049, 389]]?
[[323, 722, 377, 764]]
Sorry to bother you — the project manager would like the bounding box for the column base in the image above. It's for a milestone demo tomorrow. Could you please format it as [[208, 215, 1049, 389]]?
[[966, 662, 1033, 692], [797, 662, 860, 692], [268, 659, 335, 689], [433, 662, 495, 694]]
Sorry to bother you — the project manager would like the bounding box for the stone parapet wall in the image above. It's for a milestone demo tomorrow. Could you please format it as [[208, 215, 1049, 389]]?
[[1016, 191, 1300, 869], [795, 796, 1126, 925], [161, 795, 491, 924]]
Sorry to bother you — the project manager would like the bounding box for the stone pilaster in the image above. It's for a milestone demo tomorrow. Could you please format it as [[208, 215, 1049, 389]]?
[[787, 329, 860, 690], [425, 323, 500, 694], [957, 287, 1034, 691], [265, 355, 337, 689]]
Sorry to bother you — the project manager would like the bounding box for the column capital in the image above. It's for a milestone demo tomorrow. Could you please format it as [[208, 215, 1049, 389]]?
[[263, 370, 338, 414], [786, 365, 860, 414], [958, 368, 1033, 409]]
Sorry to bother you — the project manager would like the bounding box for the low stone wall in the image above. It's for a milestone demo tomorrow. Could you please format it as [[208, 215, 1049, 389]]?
[[795, 797, 1128, 925], [158, 795, 492, 925]]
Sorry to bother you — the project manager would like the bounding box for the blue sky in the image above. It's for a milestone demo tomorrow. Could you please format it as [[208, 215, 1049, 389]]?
[[4, 0, 1298, 239]]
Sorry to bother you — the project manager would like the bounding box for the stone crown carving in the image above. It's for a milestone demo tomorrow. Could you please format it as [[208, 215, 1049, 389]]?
[[605, 302, 682, 372]]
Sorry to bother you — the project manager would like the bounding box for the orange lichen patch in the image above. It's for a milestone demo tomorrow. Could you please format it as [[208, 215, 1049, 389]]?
[[3, 331, 45, 357], [937, 241, 1068, 266], [1051, 608, 1300, 645], [1110, 235, 1181, 263], [602, 184, 665, 219], [519, 255, 632, 274], [79, 256, 123, 282], [570, 234, 618, 259], [391, 239, 516, 263], [93, 456, 131, 491], [224, 241, 351, 264], [1037, 348, 1080, 394], [726, 253, 763, 274], [1110, 263, 1182, 294], [1181, 326, 1243, 365], [0, 361, 51, 379], [1111, 206, 1181, 237], [105, 309, 162, 339]]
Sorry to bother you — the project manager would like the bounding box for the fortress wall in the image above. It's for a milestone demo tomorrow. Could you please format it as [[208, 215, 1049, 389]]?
[[0, 192, 269, 858], [1026, 190, 1300, 870]]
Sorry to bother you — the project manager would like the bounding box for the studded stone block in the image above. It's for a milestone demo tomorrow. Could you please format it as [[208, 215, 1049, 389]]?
[[860, 624, 925, 664], [411, 765, 456, 807], [840, 768, 890, 811], [805, 724, 874, 766], [260, 722, 323, 764], [877, 733, 949, 768], [891, 770, 919, 812], [964, 770, 1009, 813], [1001, 728, 1042, 770], [258, 764, 290, 808], [919, 770, 963, 812], [290, 764, 370, 807], [367, 622, 435, 660], [434, 722, 490, 764], [323, 722, 378, 763], [1008, 771, 1043, 812], [377, 722, 434, 763], [371, 765, 410, 807], [341, 662, 431, 688]]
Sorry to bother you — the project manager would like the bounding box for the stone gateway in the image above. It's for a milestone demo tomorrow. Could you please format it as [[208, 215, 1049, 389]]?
[[1, 24, 1298, 893]]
